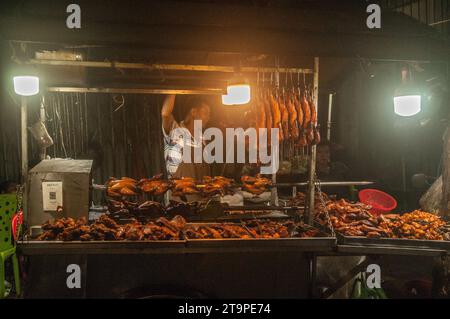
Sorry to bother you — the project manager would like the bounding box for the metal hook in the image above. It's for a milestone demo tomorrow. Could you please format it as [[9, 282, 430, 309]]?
[[113, 94, 125, 112]]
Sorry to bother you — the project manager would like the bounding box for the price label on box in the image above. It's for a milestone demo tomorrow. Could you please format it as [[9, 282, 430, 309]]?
[[42, 181, 63, 211]]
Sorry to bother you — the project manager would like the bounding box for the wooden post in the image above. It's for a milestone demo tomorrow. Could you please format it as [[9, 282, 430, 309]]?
[[442, 126, 450, 217], [306, 57, 319, 224]]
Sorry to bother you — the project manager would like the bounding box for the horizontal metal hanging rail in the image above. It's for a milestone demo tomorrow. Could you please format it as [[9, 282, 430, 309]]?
[[26, 59, 313, 74], [46, 87, 225, 95]]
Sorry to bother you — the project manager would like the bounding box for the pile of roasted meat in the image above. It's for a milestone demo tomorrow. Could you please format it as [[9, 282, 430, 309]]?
[[382, 210, 447, 240], [172, 176, 235, 197], [107, 199, 165, 222], [37, 215, 186, 241], [36, 215, 326, 241], [316, 198, 450, 240]]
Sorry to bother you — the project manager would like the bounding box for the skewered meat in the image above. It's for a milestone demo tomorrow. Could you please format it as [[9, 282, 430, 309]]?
[[198, 176, 234, 196], [172, 177, 199, 196], [138, 174, 171, 196], [241, 174, 272, 195], [106, 177, 139, 197]]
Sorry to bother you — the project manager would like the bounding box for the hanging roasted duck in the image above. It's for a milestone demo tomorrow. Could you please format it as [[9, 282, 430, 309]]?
[[269, 90, 282, 142], [278, 89, 290, 141], [286, 90, 299, 141], [295, 89, 308, 147], [307, 88, 321, 145], [304, 91, 316, 145], [264, 90, 273, 146]]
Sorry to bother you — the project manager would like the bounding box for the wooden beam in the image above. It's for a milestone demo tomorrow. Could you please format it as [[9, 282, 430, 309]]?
[[25, 59, 313, 74]]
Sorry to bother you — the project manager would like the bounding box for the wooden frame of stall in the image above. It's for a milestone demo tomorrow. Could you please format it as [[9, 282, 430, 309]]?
[[19, 57, 320, 224]]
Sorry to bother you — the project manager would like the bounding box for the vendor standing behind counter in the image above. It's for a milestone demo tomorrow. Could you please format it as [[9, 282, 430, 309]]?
[[161, 94, 212, 180]]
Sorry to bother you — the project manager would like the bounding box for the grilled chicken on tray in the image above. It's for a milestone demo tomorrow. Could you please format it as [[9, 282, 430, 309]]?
[[241, 174, 272, 195]]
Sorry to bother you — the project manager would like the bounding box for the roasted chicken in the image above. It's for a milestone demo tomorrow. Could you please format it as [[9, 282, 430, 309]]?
[[171, 177, 199, 196], [107, 177, 139, 197], [241, 174, 272, 195], [138, 173, 171, 196]]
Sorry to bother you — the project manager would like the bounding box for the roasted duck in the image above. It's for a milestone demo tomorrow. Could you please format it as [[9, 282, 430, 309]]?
[[279, 91, 289, 140], [198, 176, 234, 196], [287, 93, 299, 140], [241, 174, 272, 195], [107, 177, 139, 197], [270, 92, 282, 141], [308, 92, 321, 145], [138, 173, 171, 196], [171, 177, 199, 196]]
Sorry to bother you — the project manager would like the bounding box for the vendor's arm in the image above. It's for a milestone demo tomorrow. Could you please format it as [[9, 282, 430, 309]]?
[[161, 94, 176, 134]]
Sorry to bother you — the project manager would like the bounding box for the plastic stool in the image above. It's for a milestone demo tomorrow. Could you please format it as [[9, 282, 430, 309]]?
[[0, 194, 21, 298]]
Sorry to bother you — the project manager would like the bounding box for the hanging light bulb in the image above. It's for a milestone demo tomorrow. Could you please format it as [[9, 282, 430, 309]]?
[[13, 76, 40, 96], [393, 66, 421, 117], [394, 95, 421, 117], [222, 74, 251, 105]]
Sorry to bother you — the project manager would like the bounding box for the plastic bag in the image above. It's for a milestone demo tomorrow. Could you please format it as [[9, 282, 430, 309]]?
[[28, 121, 54, 148]]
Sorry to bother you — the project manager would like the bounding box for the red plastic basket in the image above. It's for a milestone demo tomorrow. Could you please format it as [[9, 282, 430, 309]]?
[[358, 189, 397, 215]]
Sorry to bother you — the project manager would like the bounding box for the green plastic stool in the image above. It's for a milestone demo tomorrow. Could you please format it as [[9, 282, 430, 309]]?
[[0, 194, 21, 298]]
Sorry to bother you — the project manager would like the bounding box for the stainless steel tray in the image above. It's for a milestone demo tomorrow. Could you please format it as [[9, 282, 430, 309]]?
[[336, 233, 450, 251], [184, 222, 335, 249], [185, 237, 336, 249]]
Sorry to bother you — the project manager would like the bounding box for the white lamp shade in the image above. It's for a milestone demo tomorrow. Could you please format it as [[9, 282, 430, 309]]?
[[221, 93, 233, 105], [393, 95, 421, 117], [222, 84, 251, 105], [13, 76, 39, 96]]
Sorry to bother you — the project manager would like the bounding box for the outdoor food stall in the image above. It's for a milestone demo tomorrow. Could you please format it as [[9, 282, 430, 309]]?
[[1, 0, 450, 299]]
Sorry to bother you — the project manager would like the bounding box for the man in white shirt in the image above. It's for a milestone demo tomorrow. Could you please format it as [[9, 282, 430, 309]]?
[[161, 94, 211, 179]]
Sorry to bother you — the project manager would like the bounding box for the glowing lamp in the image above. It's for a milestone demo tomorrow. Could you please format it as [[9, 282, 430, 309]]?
[[222, 75, 251, 105], [393, 66, 421, 117], [393, 95, 421, 117], [13, 76, 40, 96]]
